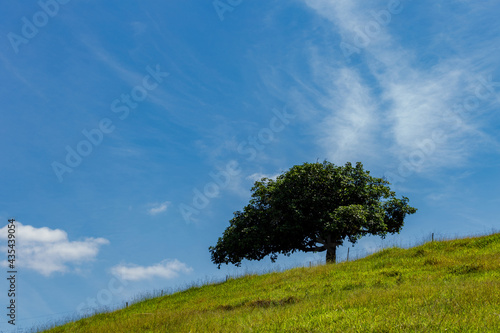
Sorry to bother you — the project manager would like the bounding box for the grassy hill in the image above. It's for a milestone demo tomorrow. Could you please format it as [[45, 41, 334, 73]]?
[[43, 233, 500, 332]]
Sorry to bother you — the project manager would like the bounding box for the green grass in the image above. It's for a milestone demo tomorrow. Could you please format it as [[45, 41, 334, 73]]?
[[43, 233, 500, 332]]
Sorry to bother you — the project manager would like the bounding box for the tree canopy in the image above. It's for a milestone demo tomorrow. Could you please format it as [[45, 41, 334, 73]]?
[[209, 161, 417, 267]]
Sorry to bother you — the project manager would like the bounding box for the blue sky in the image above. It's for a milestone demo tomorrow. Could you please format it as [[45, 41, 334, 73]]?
[[1, 0, 500, 330]]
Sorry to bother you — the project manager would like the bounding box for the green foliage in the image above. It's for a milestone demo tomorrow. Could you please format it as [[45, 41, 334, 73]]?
[[210, 161, 417, 267], [43, 232, 500, 332]]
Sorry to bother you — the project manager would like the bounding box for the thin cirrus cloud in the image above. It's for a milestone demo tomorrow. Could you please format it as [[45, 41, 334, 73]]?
[[147, 201, 171, 215], [299, 0, 497, 173], [316, 67, 379, 164], [0, 222, 109, 277], [110, 259, 193, 282]]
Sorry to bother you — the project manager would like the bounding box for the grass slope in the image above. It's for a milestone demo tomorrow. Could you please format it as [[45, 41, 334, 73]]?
[[44, 233, 500, 332]]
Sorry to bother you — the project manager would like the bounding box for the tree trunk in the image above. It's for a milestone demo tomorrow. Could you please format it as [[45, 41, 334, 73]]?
[[325, 235, 338, 263], [326, 245, 336, 263], [316, 235, 339, 264]]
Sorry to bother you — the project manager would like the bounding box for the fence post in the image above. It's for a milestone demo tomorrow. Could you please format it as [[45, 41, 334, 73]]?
[[126, 302, 128, 308], [432, 233, 434, 242], [347, 248, 350, 262]]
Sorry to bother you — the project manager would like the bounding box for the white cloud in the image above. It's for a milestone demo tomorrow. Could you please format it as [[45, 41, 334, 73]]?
[[0, 222, 109, 276], [110, 259, 192, 281], [148, 201, 171, 215], [317, 67, 379, 164], [298, 0, 498, 173], [247, 172, 281, 182]]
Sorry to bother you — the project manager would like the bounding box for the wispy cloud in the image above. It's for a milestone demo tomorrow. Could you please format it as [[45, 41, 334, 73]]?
[[110, 259, 192, 281], [79, 36, 178, 120], [247, 172, 281, 182], [298, 0, 499, 173], [147, 201, 171, 215], [0, 222, 109, 276], [316, 67, 379, 164]]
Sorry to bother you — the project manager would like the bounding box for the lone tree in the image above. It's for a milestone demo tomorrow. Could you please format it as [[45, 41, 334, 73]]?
[[209, 161, 417, 267]]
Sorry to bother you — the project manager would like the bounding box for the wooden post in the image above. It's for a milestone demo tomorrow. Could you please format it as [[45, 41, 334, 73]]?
[[309, 261, 312, 268], [126, 302, 128, 308], [432, 233, 434, 242], [347, 248, 350, 262]]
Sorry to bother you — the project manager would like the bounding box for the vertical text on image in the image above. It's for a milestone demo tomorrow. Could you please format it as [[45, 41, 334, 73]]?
[[6, 219, 17, 326]]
